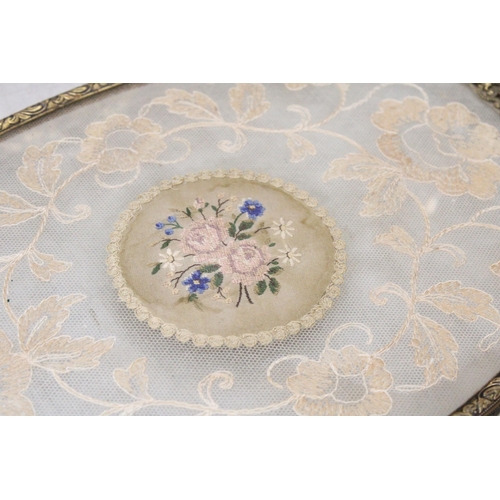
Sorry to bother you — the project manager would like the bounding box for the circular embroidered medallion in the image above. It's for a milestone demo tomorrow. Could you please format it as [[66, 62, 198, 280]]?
[[107, 170, 346, 347]]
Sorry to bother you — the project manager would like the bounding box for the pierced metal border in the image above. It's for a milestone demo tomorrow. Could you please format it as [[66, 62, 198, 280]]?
[[0, 83, 122, 137], [470, 83, 500, 113], [452, 374, 500, 416], [452, 83, 500, 416], [1, 82, 499, 415]]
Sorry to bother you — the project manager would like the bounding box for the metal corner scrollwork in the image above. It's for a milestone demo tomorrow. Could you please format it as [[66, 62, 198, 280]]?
[[0, 83, 123, 138], [470, 83, 500, 113], [451, 373, 500, 416]]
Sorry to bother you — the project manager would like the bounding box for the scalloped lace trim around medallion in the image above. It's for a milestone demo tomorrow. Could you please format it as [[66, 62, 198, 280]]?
[[106, 169, 346, 347]]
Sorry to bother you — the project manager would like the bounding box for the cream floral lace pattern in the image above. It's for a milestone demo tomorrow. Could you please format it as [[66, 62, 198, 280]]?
[[1, 83, 499, 415]]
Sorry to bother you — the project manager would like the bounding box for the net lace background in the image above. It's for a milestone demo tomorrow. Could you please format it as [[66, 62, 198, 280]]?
[[1, 83, 499, 416]]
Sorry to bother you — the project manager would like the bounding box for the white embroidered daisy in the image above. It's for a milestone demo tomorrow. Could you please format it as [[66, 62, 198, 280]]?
[[159, 248, 184, 272], [273, 218, 295, 239], [278, 244, 301, 267]]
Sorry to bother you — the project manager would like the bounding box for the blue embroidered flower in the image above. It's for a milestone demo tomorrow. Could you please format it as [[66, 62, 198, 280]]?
[[164, 228, 174, 236], [155, 222, 164, 229], [239, 199, 265, 220], [182, 270, 211, 294], [167, 215, 177, 223]]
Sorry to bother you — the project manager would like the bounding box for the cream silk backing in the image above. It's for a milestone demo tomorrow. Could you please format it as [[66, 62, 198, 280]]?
[[1, 83, 500, 416], [116, 174, 340, 341]]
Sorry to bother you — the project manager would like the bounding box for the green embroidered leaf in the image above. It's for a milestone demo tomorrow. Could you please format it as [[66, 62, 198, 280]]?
[[269, 277, 281, 295], [199, 264, 220, 273], [237, 233, 251, 240], [151, 263, 161, 275], [228, 222, 236, 237], [185, 207, 192, 217], [188, 293, 198, 302], [269, 242, 276, 247], [198, 208, 203, 214], [161, 239, 171, 249], [268, 266, 283, 276], [205, 202, 209, 208], [270, 259, 279, 265], [213, 272, 224, 288], [211, 205, 218, 212], [254, 280, 267, 295], [239, 220, 254, 231]]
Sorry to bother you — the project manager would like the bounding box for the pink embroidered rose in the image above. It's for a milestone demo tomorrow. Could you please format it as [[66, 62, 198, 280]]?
[[219, 241, 272, 286], [180, 217, 229, 263], [193, 197, 205, 209]]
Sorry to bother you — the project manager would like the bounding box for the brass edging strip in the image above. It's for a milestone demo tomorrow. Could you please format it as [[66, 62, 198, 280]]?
[[451, 83, 500, 416], [0, 83, 123, 138], [470, 83, 500, 113], [451, 373, 500, 416]]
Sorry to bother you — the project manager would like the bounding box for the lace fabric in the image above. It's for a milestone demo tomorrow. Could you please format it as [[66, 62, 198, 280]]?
[[1, 83, 499, 415]]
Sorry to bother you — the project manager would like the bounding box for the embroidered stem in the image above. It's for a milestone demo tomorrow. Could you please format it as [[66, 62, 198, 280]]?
[[125, 395, 299, 416], [151, 238, 181, 247], [157, 120, 368, 155], [428, 222, 500, 246], [407, 190, 431, 247], [53, 372, 119, 408], [253, 226, 271, 235], [171, 264, 199, 288], [375, 188, 425, 357], [375, 307, 414, 357], [54, 359, 300, 415], [244, 285, 254, 304], [55, 368, 298, 415], [214, 198, 229, 217], [308, 84, 348, 128], [199, 395, 299, 416], [53, 366, 299, 415], [182, 210, 194, 221], [338, 83, 429, 113], [236, 282, 243, 307], [374, 192, 500, 360], [376, 253, 418, 356]]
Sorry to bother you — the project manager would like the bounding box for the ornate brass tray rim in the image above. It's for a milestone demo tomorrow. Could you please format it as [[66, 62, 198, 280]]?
[[0, 83, 122, 138]]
